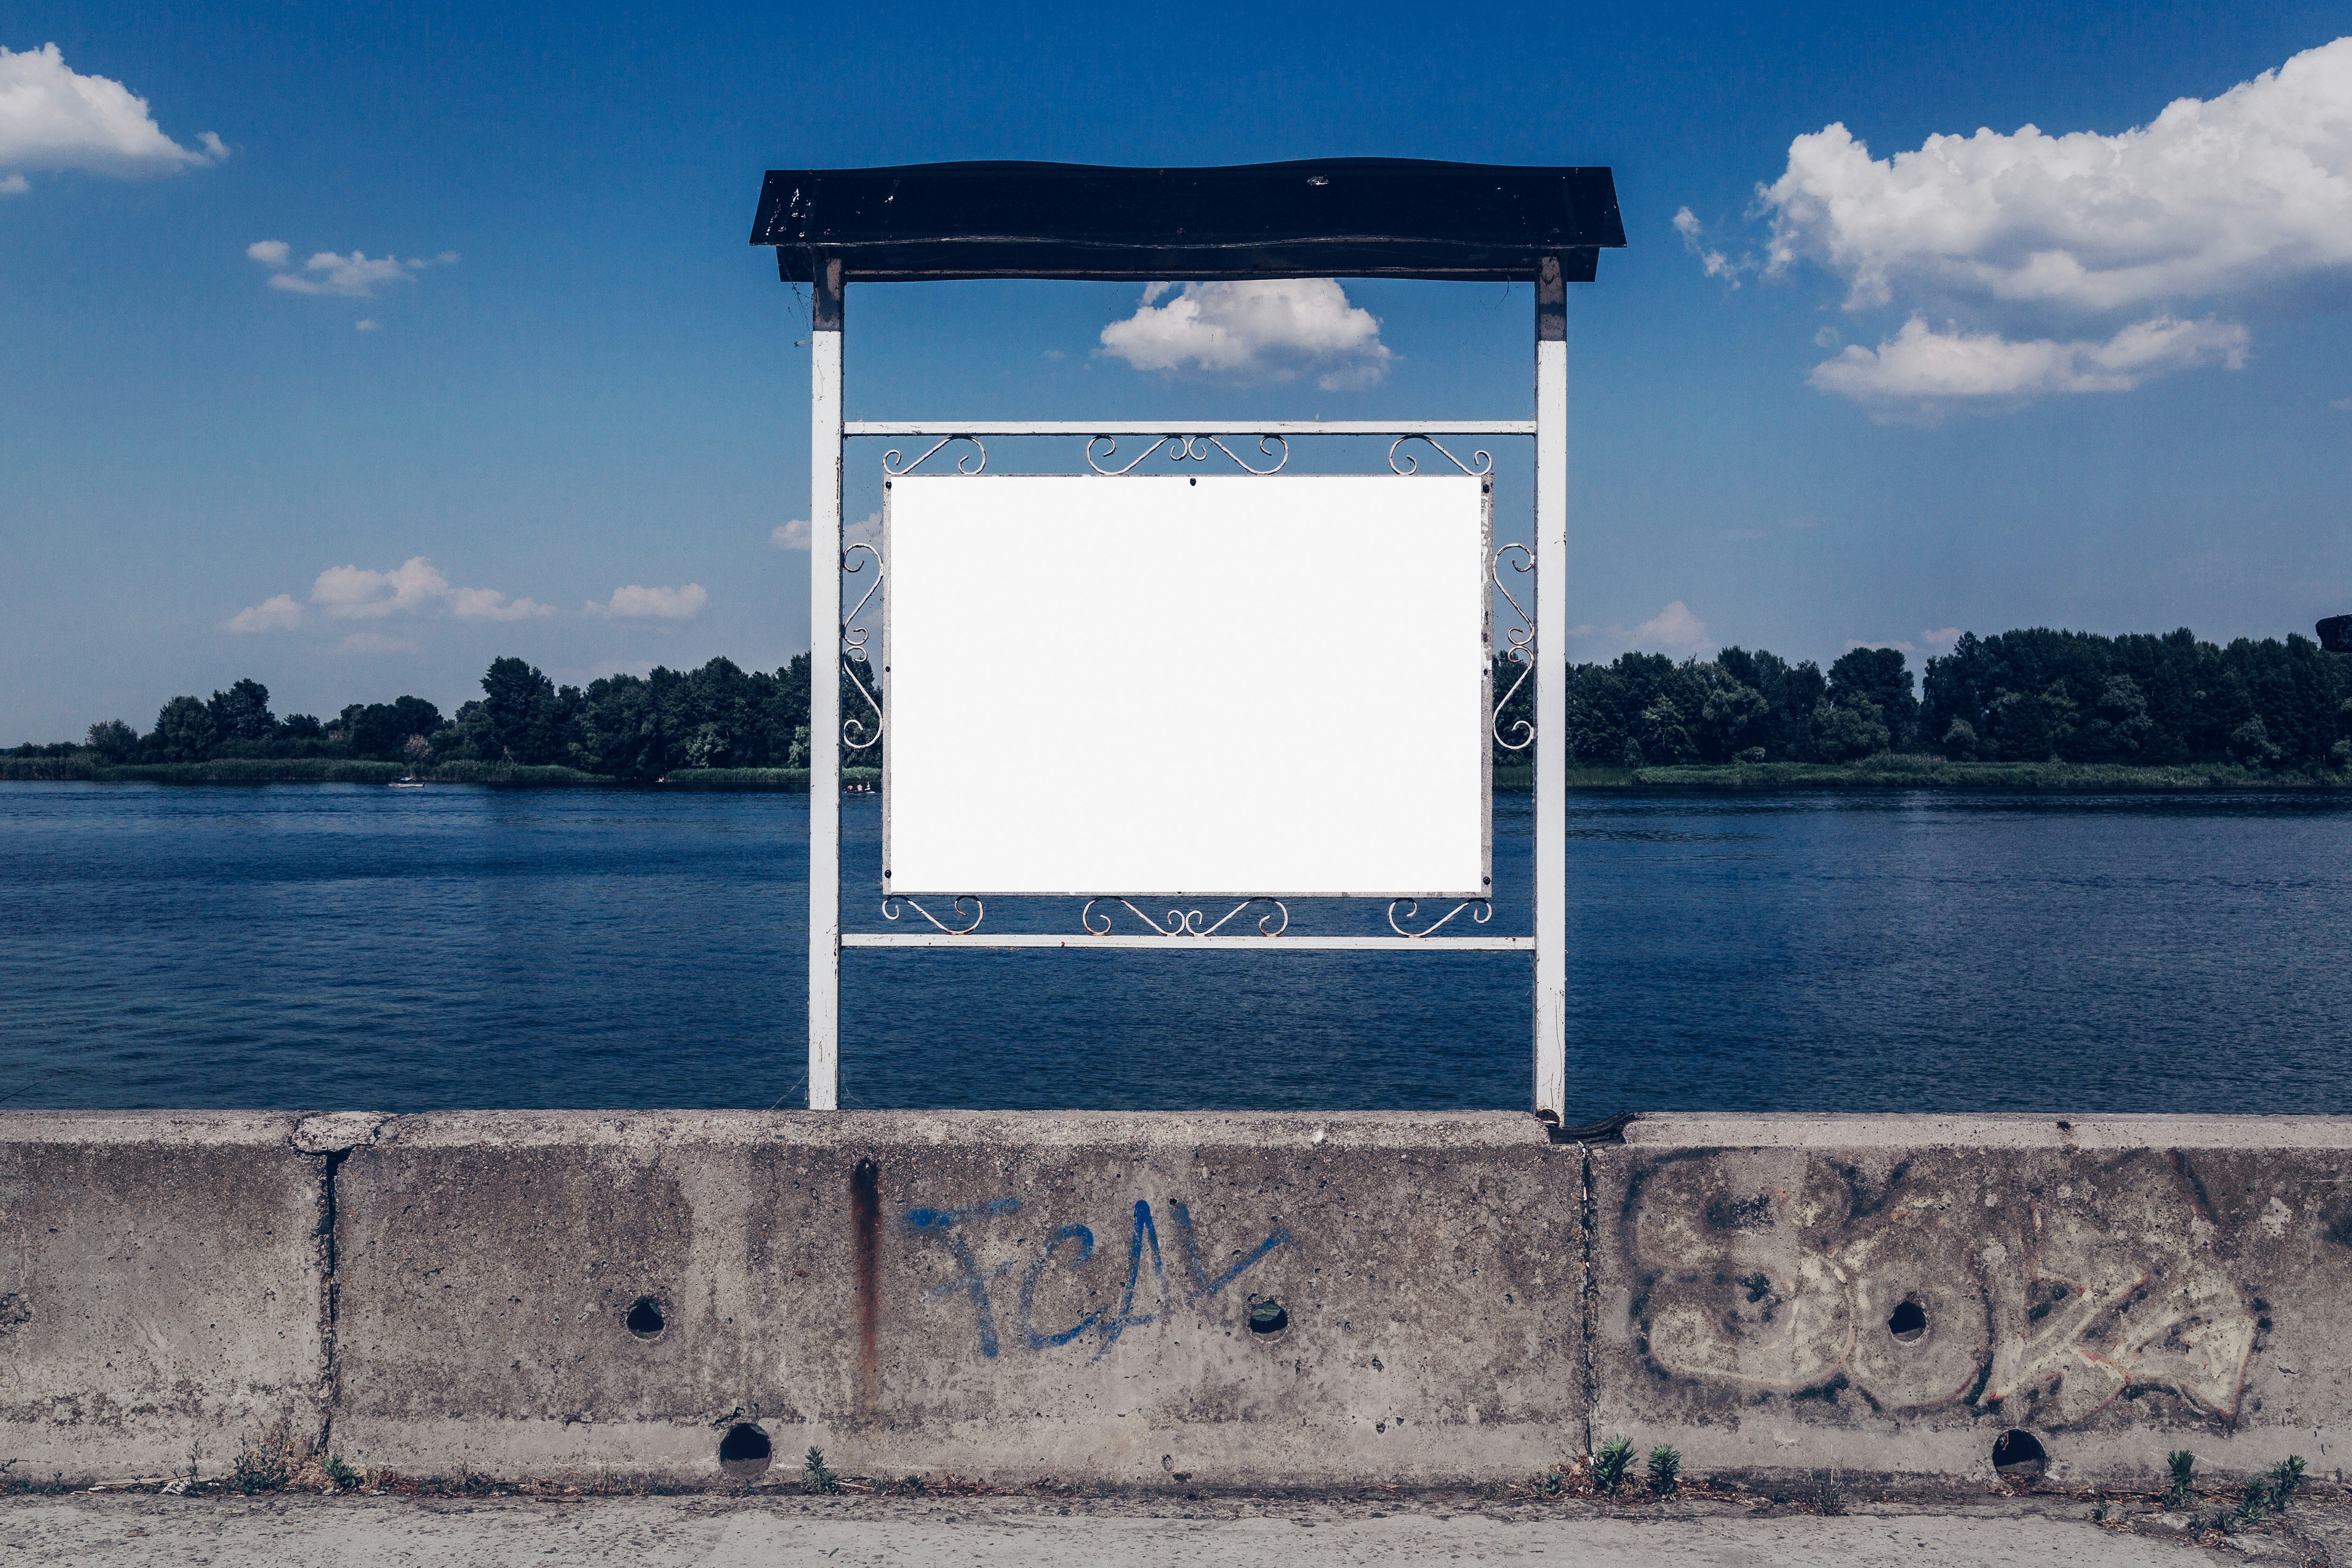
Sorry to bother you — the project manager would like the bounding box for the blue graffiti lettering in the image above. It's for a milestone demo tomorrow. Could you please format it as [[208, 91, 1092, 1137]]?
[[1017, 1224, 1101, 1350], [1093, 1200, 1168, 1361], [903, 1196, 1291, 1361], [904, 1199, 1021, 1358], [1168, 1201, 1291, 1301]]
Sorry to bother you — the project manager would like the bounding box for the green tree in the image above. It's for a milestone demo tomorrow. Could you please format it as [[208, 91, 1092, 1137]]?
[[84, 719, 139, 761], [1718, 646, 1824, 761], [1827, 647, 1917, 749], [339, 697, 446, 761], [1694, 667, 1768, 761], [1638, 695, 1698, 764], [1812, 698, 1889, 761], [148, 696, 217, 761], [2084, 674, 2153, 759], [207, 678, 276, 744], [2229, 715, 2282, 767], [478, 658, 573, 764]]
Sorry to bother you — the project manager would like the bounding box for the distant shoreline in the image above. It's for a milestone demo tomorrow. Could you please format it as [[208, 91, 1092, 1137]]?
[[3, 756, 2348, 793]]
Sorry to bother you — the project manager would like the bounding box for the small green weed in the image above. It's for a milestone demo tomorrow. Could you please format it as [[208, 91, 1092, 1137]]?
[[1537, 1469, 1563, 1497], [879, 1473, 926, 1496], [1592, 1437, 1634, 1496], [2268, 1456, 2306, 1506], [802, 1446, 840, 1495], [1804, 1470, 1845, 1516], [2164, 1449, 2196, 1509], [1647, 1444, 1682, 1496], [322, 1454, 361, 1490], [231, 1436, 288, 1495]]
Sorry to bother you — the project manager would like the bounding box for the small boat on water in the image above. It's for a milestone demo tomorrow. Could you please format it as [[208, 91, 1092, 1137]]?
[[389, 776, 425, 789]]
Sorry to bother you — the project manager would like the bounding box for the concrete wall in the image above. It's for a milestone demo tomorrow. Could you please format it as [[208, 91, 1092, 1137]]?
[[327, 1111, 1579, 1484], [5, 1110, 2349, 1489], [0, 1112, 328, 1480], [1591, 1115, 2352, 1490]]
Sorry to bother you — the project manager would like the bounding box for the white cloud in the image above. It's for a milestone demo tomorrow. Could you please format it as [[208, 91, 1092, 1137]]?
[[1632, 601, 1713, 654], [0, 43, 224, 183], [1099, 279, 1394, 389], [2333, 397, 2352, 411], [590, 583, 707, 620], [446, 585, 553, 622], [1811, 314, 2248, 409], [1762, 37, 2352, 313], [224, 593, 302, 633], [355, 318, 380, 333], [306, 556, 547, 622], [1920, 627, 1962, 653], [0, 174, 26, 196], [1848, 637, 1917, 654], [1674, 207, 1754, 287], [247, 244, 454, 299], [1752, 36, 2352, 406], [772, 511, 879, 550], [313, 557, 448, 618]]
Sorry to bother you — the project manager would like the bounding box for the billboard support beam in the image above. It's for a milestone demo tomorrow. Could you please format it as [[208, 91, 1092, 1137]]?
[[808, 255, 843, 1112], [1533, 255, 1569, 1125]]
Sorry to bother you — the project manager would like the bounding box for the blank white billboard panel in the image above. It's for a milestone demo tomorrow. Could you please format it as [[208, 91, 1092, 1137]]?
[[885, 475, 1488, 898]]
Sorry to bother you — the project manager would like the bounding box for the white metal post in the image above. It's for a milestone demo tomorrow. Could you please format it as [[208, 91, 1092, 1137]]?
[[808, 258, 844, 1110], [1532, 257, 1569, 1121]]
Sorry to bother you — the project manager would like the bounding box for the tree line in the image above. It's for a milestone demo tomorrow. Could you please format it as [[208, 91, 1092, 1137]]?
[[1511, 629, 2352, 770], [12, 626, 2351, 778], [14, 656, 833, 780]]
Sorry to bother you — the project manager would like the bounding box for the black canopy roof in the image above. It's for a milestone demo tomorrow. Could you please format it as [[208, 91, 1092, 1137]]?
[[749, 159, 1624, 283]]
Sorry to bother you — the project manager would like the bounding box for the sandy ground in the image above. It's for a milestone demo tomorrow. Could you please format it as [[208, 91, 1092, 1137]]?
[[2, 1489, 2344, 1566]]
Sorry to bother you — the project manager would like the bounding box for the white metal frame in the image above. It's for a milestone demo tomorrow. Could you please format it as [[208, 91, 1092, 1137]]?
[[801, 263, 1571, 1122]]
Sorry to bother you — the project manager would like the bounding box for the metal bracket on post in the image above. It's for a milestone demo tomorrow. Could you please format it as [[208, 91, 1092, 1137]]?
[[1532, 255, 1569, 1124], [807, 254, 844, 1110]]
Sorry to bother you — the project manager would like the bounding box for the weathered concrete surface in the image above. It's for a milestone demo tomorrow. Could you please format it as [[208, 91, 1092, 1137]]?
[[13, 1490, 2325, 1568], [0, 1112, 327, 1479], [1590, 1114, 2352, 1488], [327, 1111, 1580, 1486], [15, 1109, 2352, 1492]]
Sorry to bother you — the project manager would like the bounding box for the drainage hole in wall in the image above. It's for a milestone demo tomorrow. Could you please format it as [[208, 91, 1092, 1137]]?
[[719, 1423, 773, 1479], [625, 1296, 666, 1340], [1248, 1299, 1289, 1335], [1991, 1429, 2047, 1482], [1886, 1299, 1927, 1343]]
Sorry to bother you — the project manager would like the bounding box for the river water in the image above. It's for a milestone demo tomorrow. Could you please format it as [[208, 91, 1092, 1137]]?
[[2, 782, 2347, 1114]]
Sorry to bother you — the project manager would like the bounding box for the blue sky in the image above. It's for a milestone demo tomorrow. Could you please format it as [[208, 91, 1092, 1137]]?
[[4, 1, 2350, 740]]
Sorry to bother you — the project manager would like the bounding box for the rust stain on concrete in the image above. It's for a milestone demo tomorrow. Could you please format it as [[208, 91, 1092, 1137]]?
[[853, 1155, 881, 1417]]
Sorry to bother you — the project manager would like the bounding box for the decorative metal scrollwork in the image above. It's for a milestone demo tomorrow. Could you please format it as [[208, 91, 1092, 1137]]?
[[1080, 897, 1291, 938], [1491, 543, 1535, 752], [882, 435, 987, 475], [1085, 434, 1289, 476], [1387, 899, 1493, 938], [1388, 435, 1494, 477], [883, 896, 984, 935], [841, 541, 884, 750]]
